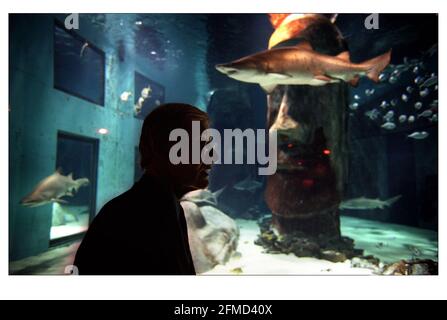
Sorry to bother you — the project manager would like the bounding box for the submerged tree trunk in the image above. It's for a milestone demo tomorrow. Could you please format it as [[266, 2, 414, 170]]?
[[265, 15, 349, 238]]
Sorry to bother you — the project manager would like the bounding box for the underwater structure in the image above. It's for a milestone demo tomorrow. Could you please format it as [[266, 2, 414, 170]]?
[[265, 14, 349, 238]]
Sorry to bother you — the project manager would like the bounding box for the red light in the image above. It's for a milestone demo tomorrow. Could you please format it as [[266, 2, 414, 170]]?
[[302, 179, 314, 188], [323, 149, 331, 155], [287, 143, 293, 148]]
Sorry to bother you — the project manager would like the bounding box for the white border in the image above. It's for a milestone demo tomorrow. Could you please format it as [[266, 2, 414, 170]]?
[[2, 0, 445, 300]]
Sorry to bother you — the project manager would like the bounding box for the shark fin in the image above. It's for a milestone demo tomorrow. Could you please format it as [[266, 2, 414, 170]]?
[[52, 198, 68, 204], [350, 75, 360, 87], [295, 41, 313, 51], [314, 74, 333, 82], [260, 83, 277, 94], [336, 50, 351, 62], [212, 186, 226, 200], [330, 14, 338, 24], [385, 195, 402, 207], [363, 49, 392, 83]]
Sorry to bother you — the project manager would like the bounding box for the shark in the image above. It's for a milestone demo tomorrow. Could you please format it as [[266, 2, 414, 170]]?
[[216, 41, 392, 93], [339, 195, 402, 210], [181, 187, 226, 207], [233, 177, 263, 193], [20, 169, 90, 208]]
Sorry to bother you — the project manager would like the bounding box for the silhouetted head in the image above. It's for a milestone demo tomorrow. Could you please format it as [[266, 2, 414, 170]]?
[[139, 103, 211, 197]]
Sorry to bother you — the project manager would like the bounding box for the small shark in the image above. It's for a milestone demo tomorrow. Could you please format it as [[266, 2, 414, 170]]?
[[339, 195, 401, 210], [20, 169, 90, 208], [181, 187, 226, 207], [233, 177, 263, 193], [216, 41, 391, 93]]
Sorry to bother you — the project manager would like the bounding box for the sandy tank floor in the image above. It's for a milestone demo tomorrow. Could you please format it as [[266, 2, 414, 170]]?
[[9, 216, 438, 275]]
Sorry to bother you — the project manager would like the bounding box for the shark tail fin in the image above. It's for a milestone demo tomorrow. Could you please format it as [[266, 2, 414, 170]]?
[[364, 49, 392, 83], [349, 75, 360, 87], [385, 195, 402, 207], [260, 83, 277, 94], [212, 186, 227, 200]]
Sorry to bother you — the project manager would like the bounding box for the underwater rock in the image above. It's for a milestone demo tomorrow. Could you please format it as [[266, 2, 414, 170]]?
[[320, 250, 347, 263], [382, 259, 438, 275], [255, 216, 363, 262], [351, 256, 382, 273], [181, 188, 225, 207], [181, 192, 239, 274]]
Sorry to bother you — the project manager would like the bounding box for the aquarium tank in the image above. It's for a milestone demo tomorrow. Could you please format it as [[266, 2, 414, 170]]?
[[9, 13, 438, 275]]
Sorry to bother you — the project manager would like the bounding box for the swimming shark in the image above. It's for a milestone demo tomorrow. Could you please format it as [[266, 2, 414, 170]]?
[[339, 195, 401, 210], [233, 177, 263, 193], [216, 42, 392, 93], [20, 170, 90, 208], [181, 187, 226, 207]]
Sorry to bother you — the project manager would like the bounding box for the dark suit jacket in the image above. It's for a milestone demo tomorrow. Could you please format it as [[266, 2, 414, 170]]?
[[74, 174, 196, 275]]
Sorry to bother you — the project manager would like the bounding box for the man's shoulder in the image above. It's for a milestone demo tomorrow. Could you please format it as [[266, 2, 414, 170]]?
[[98, 181, 174, 216]]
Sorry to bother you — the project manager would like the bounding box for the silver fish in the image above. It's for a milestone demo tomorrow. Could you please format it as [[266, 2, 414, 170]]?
[[365, 109, 380, 120], [380, 101, 389, 109], [216, 42, 392, 93], [383, 110, 394, 122], [414, 76, 424, 85], [401, 94, 409, 102], [398, 115, 407, 123], [381, 122, 396, 130], [349, 102, 359, 110], [414, 102, 423, 110], [390, 99, 398, 107], [421, 75, 437, 88], [389, 76, 398, 84], [340, 195, 402, 210], [408, 115, 415, 123], [408, 131, 429, 140], [418, 110, 433, 118], [379, 73, 388, 82], [430, 100, 438, 108], [419, 88, 429, 97]]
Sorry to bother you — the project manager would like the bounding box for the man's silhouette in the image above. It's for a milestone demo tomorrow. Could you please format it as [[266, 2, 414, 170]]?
[[74, 103, 211, 275]]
